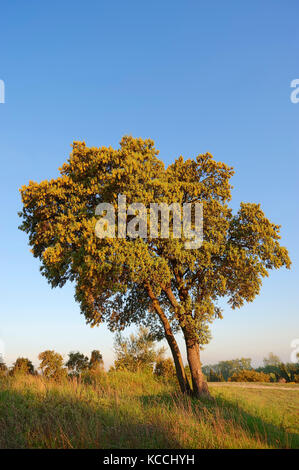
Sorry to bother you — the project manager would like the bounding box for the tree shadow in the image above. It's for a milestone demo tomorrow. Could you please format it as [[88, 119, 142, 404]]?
[[0, 388, 181, 449], [139, 391, 299, 449]]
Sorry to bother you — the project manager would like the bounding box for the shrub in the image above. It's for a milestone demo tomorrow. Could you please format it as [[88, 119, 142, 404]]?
[[228, 369, 270, 382], [154, 359, 176, 378]]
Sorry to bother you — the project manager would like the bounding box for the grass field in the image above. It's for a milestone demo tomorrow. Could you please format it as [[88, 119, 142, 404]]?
[[0, 372, 298, 449]]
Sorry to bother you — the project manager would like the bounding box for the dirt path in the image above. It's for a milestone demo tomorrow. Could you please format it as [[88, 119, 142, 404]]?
[[209, 383, 299, 391]]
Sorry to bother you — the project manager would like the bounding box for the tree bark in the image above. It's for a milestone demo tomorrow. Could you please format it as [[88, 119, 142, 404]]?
[[145, 283, 191, 394], [184, 334, 209, 398]]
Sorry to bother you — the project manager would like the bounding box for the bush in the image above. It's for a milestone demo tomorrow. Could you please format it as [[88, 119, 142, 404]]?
[[154, 359, 176, 378], [228, 370, 270, 382]]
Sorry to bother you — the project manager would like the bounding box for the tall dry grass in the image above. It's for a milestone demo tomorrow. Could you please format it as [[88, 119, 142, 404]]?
[[0, 371, 298, 449]]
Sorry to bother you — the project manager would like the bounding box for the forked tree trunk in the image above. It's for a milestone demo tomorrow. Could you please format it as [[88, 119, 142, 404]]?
[[163, 327, 191, 394], [185, 337, 210, 398], [163, 285, 210, 398], [145, 283, 191, 394]]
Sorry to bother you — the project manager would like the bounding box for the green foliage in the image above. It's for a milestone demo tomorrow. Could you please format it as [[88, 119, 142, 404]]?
[[18, 136, 291, 393], [256, 356, 299, 383], [65, 351, 89, 377], [154, 358, 176, 378], [277, 363, 299, 383], [228, 370, 270, 382], [207, 369, 225, 382], [203, 358, 252, 381], [11, 357, 35, 376], [38, 350, 67, 381], [114, 326, 165, 373]]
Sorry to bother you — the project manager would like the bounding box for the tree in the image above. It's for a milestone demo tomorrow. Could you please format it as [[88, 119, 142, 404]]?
[[263, 352, 281, 368], [276, 362, 299, 383], [89, 350, 104, 372], [207, 369, 224, 382], [114, 326, 165, 372], [203, 358, 252, 381], [65, 351, 89, 376], [38, 350, 67, 380], [19, 136, 291, 397], [11, 357, 35, 375]]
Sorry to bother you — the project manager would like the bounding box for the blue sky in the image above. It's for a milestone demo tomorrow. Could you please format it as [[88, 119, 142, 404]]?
[[0, 1, 298, 369]]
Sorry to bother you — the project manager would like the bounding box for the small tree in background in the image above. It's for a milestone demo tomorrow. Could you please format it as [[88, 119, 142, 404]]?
[[263, 352, 281, 368], [38, 350, 67, 381], [11, 357, 35, 375], [89, 350, 104, 372], [65, 351, 89, 377], [114, 326, 165, 373]]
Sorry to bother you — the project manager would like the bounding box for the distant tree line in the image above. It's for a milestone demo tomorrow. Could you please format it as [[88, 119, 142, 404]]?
[[1, 336, 298, 384], [202, 352, 299, 383], [0, 349, 104, 381]]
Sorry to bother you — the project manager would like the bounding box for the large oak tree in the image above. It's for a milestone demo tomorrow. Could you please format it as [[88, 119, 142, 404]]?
[[19, 136, 291, 397]]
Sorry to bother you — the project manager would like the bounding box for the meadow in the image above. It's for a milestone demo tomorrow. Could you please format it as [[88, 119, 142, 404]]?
[[0, 372, 298, 449]]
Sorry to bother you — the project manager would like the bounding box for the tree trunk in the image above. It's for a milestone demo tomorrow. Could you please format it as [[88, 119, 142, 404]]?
[[162, 285, 210, 398], [185, 337, 210, 398], [145, 283, 191, 394], [163, 325, 191, 394]]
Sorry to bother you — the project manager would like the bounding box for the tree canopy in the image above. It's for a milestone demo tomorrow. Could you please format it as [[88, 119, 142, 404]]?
[[89, 350, 104, 372], [38, 350, 67, 380], [11, 357, 35, 375], [65, 351, 89, 376], [19, 136, 291, 397]]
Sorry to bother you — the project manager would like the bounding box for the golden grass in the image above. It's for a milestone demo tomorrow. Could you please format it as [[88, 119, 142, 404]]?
[[0, 372, 298, 449]]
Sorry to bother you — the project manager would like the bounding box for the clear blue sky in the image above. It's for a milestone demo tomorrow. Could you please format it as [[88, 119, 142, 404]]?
[[0, 1, 298, 369]]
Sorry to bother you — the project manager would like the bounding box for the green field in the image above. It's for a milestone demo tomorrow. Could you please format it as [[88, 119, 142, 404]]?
[[0, 372, 298, 449]]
